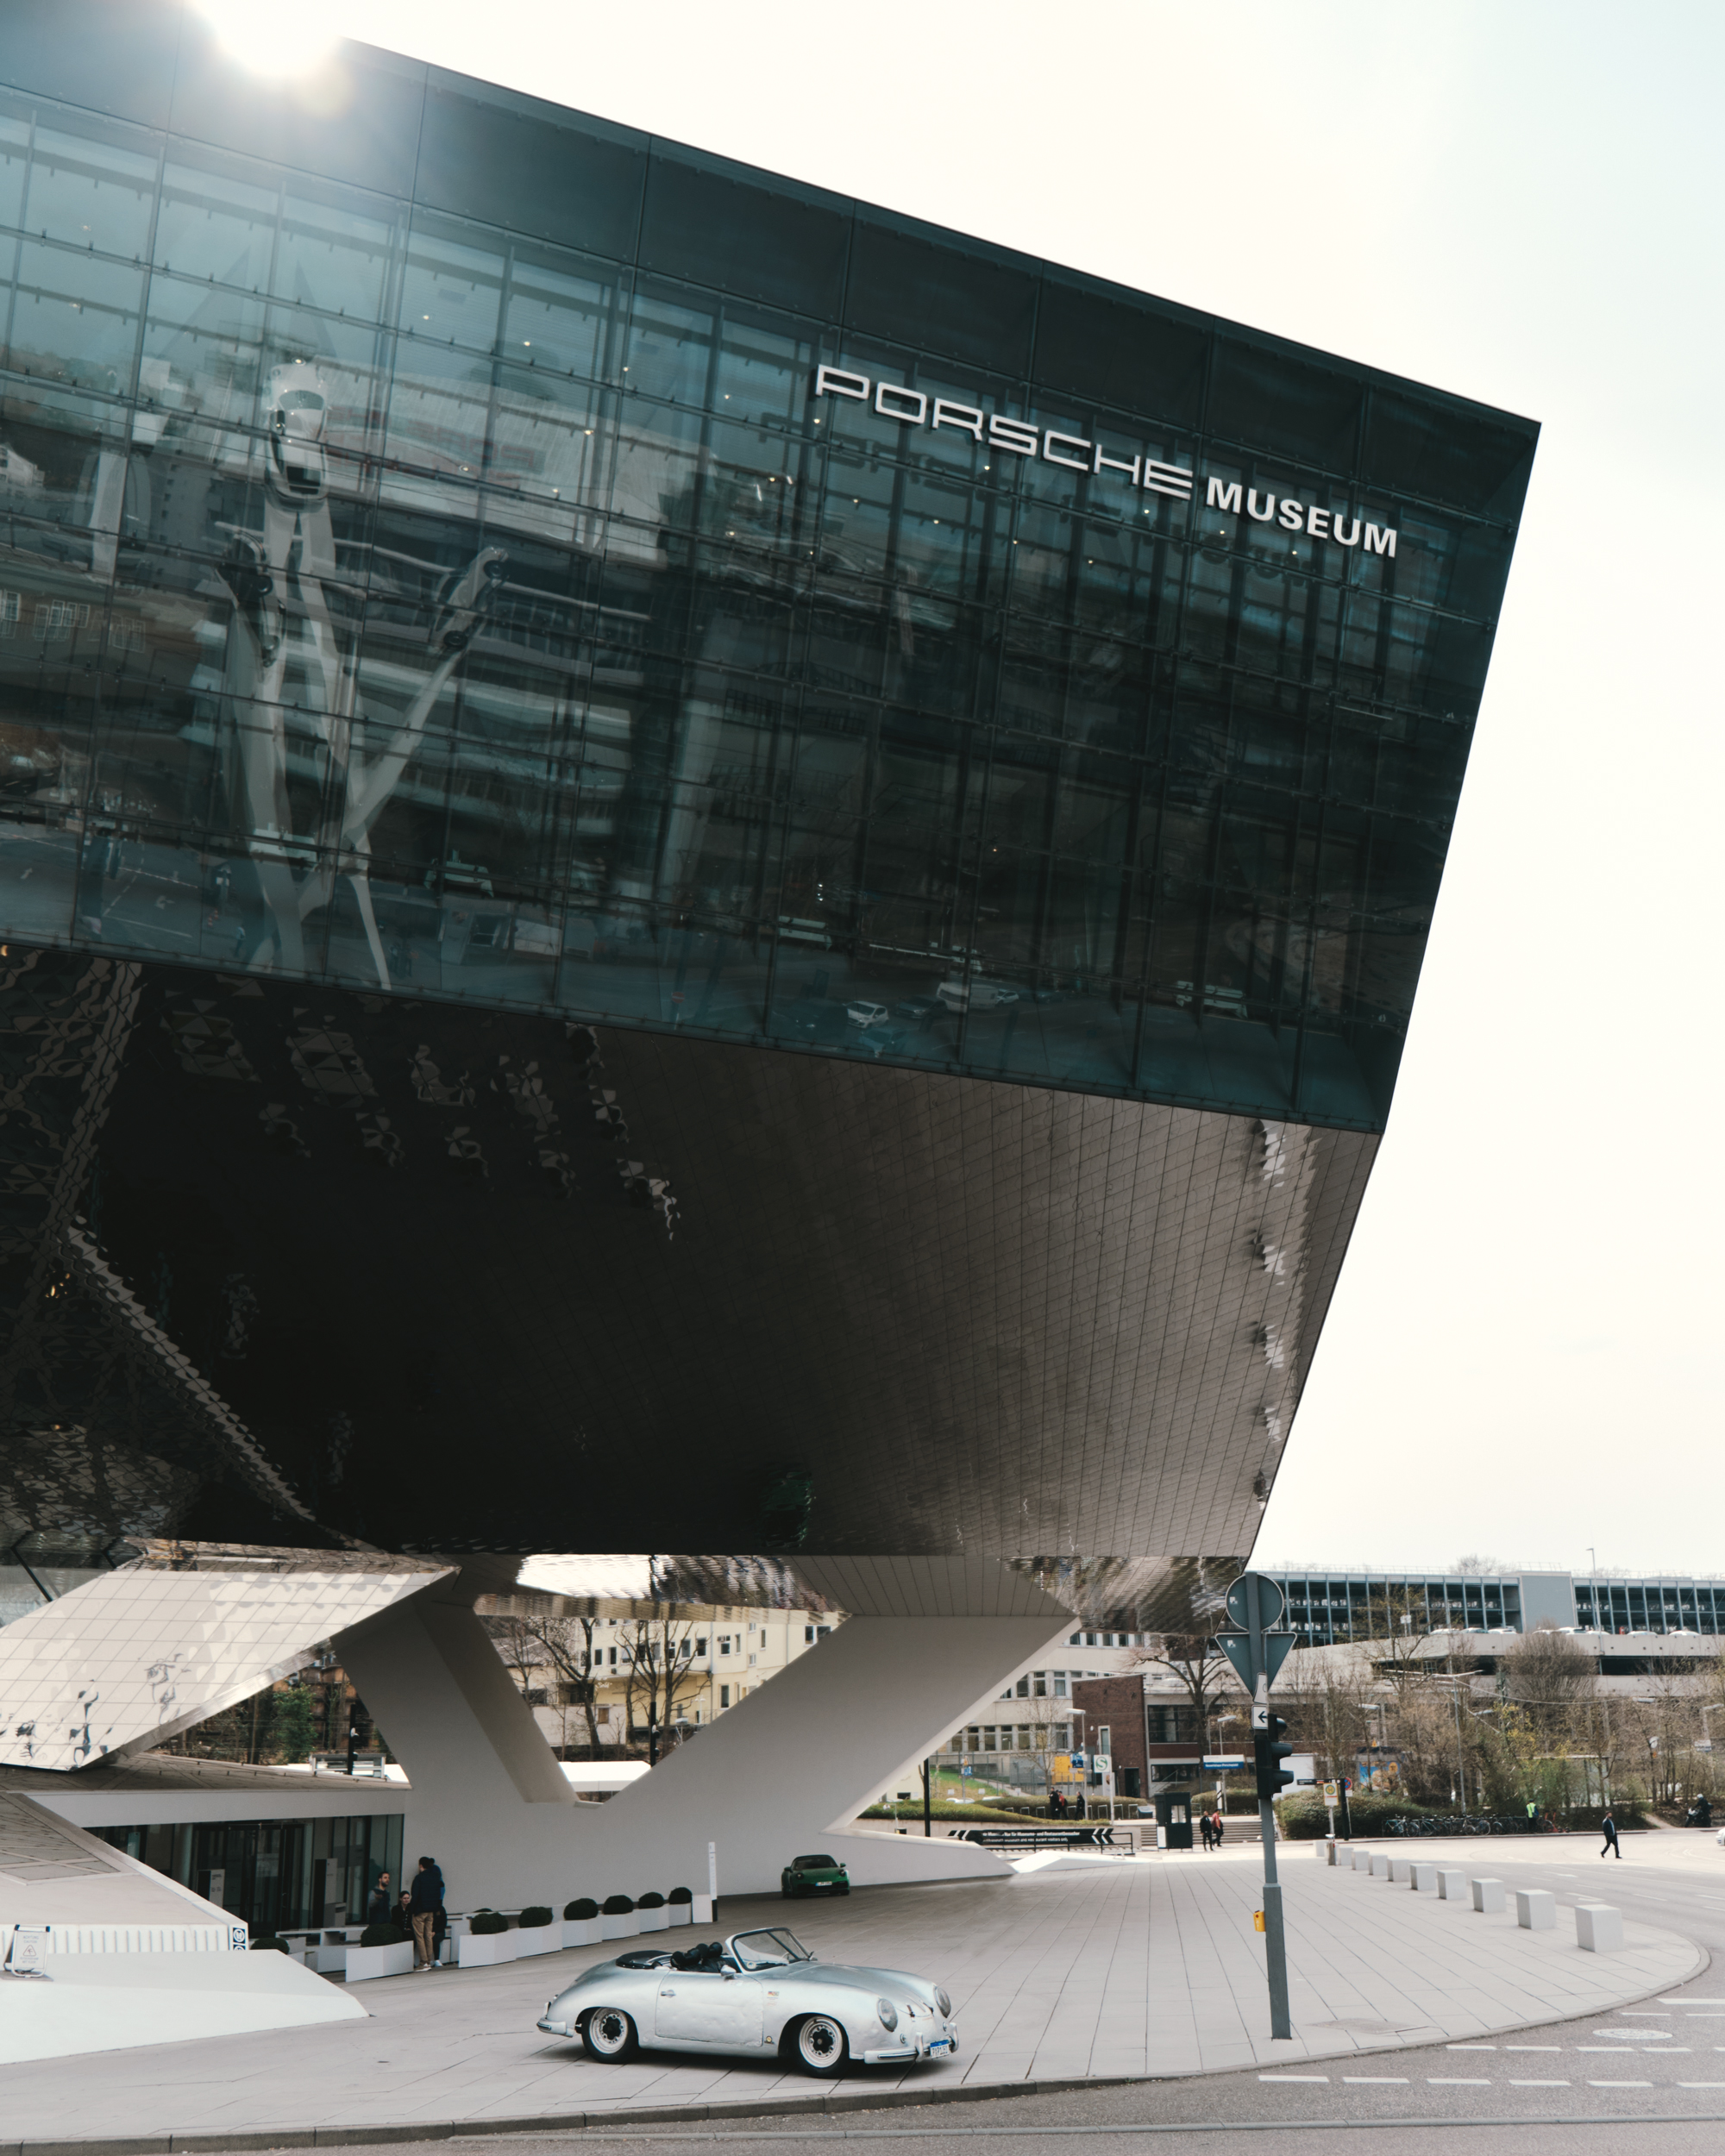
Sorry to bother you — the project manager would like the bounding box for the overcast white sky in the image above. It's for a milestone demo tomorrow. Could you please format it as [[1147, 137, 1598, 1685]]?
[[269, 2, 1723, 1576]]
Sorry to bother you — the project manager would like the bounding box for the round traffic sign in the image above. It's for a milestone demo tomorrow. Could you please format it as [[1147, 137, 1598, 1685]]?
[[1225, 1572, 1284, 1631]]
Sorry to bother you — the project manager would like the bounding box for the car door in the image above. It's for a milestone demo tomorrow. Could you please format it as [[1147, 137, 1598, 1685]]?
[[652, 1968, 764, 2048]]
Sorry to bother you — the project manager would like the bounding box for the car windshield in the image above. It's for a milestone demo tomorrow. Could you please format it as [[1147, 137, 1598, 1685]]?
[[794, 1855, 837, 1870], [731, 1927, 812, 1970]]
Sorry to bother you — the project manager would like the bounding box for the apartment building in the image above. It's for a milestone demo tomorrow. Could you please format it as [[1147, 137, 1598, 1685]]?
[[480, 1594, 839, 1756]]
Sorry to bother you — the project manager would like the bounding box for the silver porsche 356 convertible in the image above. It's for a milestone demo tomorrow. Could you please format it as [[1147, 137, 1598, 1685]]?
[[536, 1926, 958, 2077]]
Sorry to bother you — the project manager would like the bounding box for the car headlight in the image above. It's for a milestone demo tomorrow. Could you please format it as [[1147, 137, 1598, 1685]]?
[[934, 1987, 952, 2018], [876, 1997, 899, 2031]]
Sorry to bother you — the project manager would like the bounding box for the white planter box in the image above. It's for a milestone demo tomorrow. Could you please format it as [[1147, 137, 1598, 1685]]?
[[458, 1929, 518, 1968], [308, 1942, 348, 1975], [636, 1906, 669, 1933], [691, 1895, 713, 1925], [600, 1910, 639, 1940], [562, 1916, 603, 1948], [668, 1903, 692, 1927], [345, 1939, 414, 1983], [515, 1925, 560, 1956]]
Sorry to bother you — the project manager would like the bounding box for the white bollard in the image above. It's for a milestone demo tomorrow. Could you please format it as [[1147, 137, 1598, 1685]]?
[[1436, 1868, 1467, 1900], [1389, 1857, 1414, 1883], [1470, 1877, 1505, 1913], [1575, 1903, 1624, 1952], [1515, 1888, 1557, 1931], [1370, 1852, 1392, 1878], [1411, 1862, 1438, 1891]]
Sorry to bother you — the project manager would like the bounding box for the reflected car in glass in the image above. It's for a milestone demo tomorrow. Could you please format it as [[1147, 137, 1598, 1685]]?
[[536, 1927, 957, 2077]]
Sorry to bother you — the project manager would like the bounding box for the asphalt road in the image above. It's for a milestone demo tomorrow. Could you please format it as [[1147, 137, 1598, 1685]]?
[[205, 1836, 1725, 2156]]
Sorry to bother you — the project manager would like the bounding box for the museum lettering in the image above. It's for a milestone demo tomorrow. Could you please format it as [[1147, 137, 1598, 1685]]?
[[813, 364, 1400, 555]]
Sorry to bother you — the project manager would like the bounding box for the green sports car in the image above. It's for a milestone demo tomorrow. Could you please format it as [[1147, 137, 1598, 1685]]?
[[781, 1852, 850, 1897]]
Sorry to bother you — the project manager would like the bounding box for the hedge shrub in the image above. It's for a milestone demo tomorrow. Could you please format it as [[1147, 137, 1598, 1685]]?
[[519, 1905, 554, 1928], [602, 1893, 635, 1915], [565, 1897, 599, 1921], [470, 1909, 509, 1935], [250, 1935, 290, 1953], [359, 1922, 401, 1949], [668, 1886, 693, 1905], [637, 1891, 665, 1909]]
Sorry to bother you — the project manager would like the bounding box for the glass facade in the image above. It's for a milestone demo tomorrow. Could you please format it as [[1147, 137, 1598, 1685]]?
[[0, 26, 1534, 1131], [1274, 1570, 1725, 1643], [94, 1808, 402, 1936], [1573, 1578, 1725, 1636]]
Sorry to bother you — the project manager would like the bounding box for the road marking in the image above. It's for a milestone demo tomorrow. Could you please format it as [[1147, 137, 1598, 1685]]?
[[1589, 2079, 1653, 2088], [1342, 2077, 1407, 2084], [1259, 2074, 1328, 2082], [1446, 2042, 1496, 2050], [1679, 2082, 1725, 2089], [1504, 2044, 1560, 2051], [1509, 2079, 1570, 2087], [1427, 2077, 1491, 2084]]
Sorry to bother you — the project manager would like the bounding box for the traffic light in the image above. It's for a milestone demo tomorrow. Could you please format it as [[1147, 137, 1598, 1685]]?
[[1253, 1714, 1295, 1799]]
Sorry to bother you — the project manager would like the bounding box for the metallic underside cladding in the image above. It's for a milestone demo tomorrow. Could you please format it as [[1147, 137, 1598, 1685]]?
[[0, 944, 1372, 1574]]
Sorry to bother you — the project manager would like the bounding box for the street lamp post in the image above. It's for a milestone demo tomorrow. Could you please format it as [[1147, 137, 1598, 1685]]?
[[1071, 1708, 1088, 1819]]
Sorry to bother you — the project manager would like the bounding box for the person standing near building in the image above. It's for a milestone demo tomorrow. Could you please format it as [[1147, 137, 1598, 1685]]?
[[409, 1853, 445, 1967], [1600, 1809, 1621, 1859], [366, 1871, 392, 1926]]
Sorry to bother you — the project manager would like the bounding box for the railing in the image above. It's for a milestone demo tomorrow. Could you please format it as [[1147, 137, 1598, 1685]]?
[[1, 1921, 244, 1955]]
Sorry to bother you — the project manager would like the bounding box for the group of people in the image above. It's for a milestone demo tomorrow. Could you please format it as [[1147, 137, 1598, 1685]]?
[[367, 1855, 448, 1969], [1198, 1809, 1227, 1850]]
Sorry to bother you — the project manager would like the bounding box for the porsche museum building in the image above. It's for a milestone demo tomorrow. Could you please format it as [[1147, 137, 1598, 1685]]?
[[0, 4, 1534, 1907]]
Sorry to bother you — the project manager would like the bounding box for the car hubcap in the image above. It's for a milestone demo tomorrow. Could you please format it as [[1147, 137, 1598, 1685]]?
[[800, 2016, 842, 2066], [589, 2011, 628, 2053]]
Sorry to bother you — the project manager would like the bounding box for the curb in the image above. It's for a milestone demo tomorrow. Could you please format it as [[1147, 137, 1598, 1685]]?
[[0, 2075, 1146, 2156]]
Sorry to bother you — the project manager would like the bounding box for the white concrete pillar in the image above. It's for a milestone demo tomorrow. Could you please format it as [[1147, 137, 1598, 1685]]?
[[1576, 1903, 1623, 1952], [1410, 1861, 1437, 1891], [1515, 1887, 1556, 1931], [1470, 1876, 1505, 1912], [338, 1556, 1076, 1908], [1435, 1867, 1466, 1899]]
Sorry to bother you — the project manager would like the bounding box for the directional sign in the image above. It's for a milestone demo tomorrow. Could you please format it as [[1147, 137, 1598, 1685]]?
[[1202, 1754, 1247, 1769], [1225, 1573, 1284, 1631]]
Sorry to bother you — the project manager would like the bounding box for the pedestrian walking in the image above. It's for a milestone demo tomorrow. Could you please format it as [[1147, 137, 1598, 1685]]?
[[409, 1853, 445, 1967], [1600, 1809, 1621, 1859], [1211, 1808, 1225, 1846], [1199, 1813, 1214, 1851]]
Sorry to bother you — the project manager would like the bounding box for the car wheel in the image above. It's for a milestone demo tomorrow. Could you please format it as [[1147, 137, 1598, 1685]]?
[[793, 2013, 849, 2078], [581, 2006, 638, 2061]]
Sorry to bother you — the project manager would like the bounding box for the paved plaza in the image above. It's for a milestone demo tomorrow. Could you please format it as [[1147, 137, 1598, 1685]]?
[[6, 1837, 1703, 2146]]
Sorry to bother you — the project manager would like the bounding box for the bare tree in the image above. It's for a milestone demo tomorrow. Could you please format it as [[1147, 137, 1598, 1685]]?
[[534, 1614, 612, 1756], [622, 1610, 705, 1751], [1129, 1633, 1239, 1730], [1498, 1623, 1596, 1745]]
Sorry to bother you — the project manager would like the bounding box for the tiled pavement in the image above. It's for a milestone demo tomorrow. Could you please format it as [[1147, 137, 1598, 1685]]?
[[9, 1840, 1702, 2141]]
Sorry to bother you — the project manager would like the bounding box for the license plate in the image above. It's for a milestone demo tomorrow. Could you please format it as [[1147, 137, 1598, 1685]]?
[[929, 2038, 952, 2053]]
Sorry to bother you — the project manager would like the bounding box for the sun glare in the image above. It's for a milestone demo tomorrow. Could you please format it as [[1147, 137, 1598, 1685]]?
[[191, 0, 344, 78]]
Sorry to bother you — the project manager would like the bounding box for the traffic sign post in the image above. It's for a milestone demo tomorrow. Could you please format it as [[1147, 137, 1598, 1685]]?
[[1212, 1570, 1294, 2040]]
